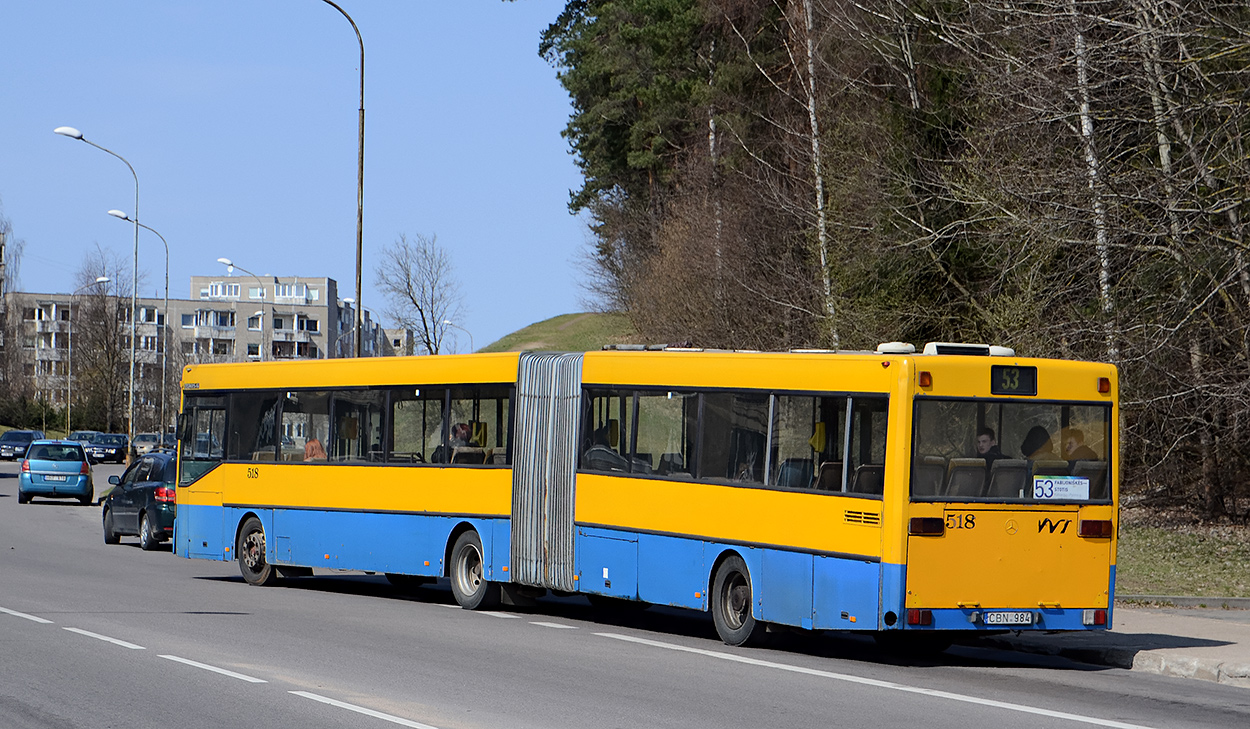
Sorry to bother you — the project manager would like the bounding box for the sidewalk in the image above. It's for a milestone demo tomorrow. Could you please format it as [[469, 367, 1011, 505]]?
[[977, 598, 1250, 689]]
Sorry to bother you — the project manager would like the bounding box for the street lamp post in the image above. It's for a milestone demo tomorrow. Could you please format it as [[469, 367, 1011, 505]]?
[[55, 126, 140, 444], [67, 276, 110, 433], [442, 320, 474, 353], [318, 0, 366, 359], [108, 210, 170, 434], [216, 258, 268, 361]]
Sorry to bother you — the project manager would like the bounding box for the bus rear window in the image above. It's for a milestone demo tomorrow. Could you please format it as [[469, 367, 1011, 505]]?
[[911, 399, 1111, 502]]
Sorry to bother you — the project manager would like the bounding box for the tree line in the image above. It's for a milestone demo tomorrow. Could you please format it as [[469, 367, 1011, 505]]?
[[541, 0, 1249, 519]]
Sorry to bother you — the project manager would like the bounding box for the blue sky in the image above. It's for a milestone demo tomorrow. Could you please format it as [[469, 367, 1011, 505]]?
[[0, 0, 588, 353]]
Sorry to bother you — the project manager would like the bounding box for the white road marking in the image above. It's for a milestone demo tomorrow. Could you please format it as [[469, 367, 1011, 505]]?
[[291, 690, 442, 728], [0, 606, 53, 624], [596, 633, 1154, 729], [62, 627, 144, 650], [433, 603, 460, 609], [530, 621, 577, 630], [159, 654, 267, 683], [479, 611, 521, 619]]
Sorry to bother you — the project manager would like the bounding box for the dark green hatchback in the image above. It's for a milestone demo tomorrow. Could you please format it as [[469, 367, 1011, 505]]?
[[101, 451, 177, 550]]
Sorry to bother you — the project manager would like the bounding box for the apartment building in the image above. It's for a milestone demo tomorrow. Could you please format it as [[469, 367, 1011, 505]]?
[[2, 274, 384, 412]]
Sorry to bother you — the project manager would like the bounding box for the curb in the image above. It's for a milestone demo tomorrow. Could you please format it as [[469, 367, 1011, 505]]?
[[1117, 595, 1250, 610]]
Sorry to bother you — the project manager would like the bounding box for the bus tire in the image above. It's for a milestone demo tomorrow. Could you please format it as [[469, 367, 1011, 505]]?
[[237, 516, 279, 586], [449, 530, 500, 610], [711, 554, 766, 647]]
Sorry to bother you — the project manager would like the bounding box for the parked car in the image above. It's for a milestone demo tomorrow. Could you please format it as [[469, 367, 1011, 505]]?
[[17, 440, 94, 505], [101, 451, 177, 550], [160, 432, 177, 449], [67, 430, 101, 445], [0, 430, 46, 460], [132, 432, 161, 456], [85, 433, 129, 464]]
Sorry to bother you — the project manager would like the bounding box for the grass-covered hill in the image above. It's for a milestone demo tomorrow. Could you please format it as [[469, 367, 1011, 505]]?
[[478, 312, 635, 353]]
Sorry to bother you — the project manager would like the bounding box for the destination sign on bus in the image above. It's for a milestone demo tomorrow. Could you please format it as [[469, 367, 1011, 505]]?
[[990, 365, 1037, 396], [1033, 475, 1090, 501]]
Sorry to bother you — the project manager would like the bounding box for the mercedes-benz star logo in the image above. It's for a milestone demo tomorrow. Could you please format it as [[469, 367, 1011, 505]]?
[[1005, 519, 1018, 535]]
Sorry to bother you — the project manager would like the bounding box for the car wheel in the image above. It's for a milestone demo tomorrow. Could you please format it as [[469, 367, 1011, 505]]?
[[78, 489, 94, 506], [103, 508, 120, 545], [237, 516, 279, 586], [449, 530, 500, 610], [139, 512, 157, 551], [711, 554, 767, 647], [17, 490, 30, 505]]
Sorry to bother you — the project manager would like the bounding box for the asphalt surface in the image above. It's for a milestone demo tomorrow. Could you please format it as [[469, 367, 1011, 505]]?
[[1, 459, 1248, 728]]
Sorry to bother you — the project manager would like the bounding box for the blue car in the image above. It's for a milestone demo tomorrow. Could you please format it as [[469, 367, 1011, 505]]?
[[18, 440, 94, 505]]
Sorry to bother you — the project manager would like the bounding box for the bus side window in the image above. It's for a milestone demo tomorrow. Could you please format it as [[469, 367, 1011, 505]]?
[[581, 389, 632, 473], [180, 394, 226, 485], [635, 390, 696, 479], [226, 390, 281, 462], [846, 397, 887, 496]]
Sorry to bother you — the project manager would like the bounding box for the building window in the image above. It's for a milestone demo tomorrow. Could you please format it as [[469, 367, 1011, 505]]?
[[275, 283, 306, 298], [248, 286, 266, 300], [60, 309, 70, 321], [182, 314, 195, 328], [213, 311, 235, 328], [298, 318, 319, 333], [308, 287, 319, 301], [200, 288, 210, 299], [212, 340, 232, 356], [209, 282, 240, 298], [273, 318, 285, 330], [247, 343, 260, 357], [181, 341, 195, 354], [247, 316, 261, 330], [23, 308, 36, 321], [142, 336, 158, 351]]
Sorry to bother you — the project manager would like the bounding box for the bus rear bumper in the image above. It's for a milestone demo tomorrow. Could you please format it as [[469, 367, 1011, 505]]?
[[901, 606, 1111, 632]]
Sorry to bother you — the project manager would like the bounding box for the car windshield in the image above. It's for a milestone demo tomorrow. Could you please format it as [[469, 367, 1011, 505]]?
[[911, 398, 1112, 503], [68, 431, 97, 440], [136, 434, 158, 443], [1, 432, 32, 443], [94, 435, 126, 446], [29, 444, 85, 462]]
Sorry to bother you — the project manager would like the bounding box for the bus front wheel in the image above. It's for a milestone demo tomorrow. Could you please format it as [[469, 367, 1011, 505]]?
[[449, 530, 500, 610], [237, 517, 279, 586], [711, 554, 766, 646]]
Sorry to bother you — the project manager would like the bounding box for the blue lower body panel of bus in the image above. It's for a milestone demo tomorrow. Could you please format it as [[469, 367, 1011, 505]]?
[[575, 525, 883, 631], [178, 503, 509, 581]]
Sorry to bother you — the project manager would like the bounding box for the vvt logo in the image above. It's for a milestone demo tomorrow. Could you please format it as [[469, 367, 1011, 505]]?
[[1038, 518, 1072, 534]]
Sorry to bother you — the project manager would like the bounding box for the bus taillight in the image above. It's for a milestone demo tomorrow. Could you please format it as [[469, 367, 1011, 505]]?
[[1078, 519, 1113, 538], [1082, 609, 1107, 626], [909, 517, 944, 536], [1098, 377, 1111, 393], [907, 609, 933, 626]]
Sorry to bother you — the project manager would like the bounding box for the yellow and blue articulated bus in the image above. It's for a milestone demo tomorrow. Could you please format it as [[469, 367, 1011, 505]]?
[[175, 343, 1117, 646]]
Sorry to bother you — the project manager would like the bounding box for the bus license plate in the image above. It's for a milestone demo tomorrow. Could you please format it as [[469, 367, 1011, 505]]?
[[984, 611, 1033, 626], [45, 475, 67, 482]]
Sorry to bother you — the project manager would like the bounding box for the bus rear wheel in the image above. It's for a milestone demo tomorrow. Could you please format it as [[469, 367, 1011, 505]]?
[[449, 531, 500, 610], [237, 517, 279, 586], [711, 554, 766, 646]]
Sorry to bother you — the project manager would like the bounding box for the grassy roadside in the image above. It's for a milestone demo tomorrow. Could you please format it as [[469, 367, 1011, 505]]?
[[479, 312, 636, 353], [1116, 521, 1250, 598]]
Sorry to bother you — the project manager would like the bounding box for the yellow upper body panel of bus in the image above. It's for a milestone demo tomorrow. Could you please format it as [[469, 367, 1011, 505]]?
[[181, 352, 523, 392], [911, 355, 1117, 402], [581, 350, 904, 393]]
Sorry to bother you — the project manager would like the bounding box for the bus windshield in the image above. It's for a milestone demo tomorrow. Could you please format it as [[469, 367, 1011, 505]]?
[[911, 398, 1111, 502]]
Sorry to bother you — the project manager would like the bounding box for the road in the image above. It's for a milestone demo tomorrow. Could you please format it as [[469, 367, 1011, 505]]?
[[1, 460, 1247, 729]]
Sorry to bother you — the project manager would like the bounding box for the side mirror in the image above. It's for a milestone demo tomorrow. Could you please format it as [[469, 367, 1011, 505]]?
[[107, 475, 120, 485]]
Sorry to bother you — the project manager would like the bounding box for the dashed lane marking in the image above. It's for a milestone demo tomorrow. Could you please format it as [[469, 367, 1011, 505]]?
[[62, 627, 144, 650], [596, 632, 1154, 729], [0, 606, 53, 624], [291, 691, 442, 728], [530, 621, 577, 630], [159, 654, 267, 683]]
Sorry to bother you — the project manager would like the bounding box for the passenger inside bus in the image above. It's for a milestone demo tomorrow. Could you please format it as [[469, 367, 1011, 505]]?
[[583, 424, 629, 472], [1062, 428, 1099, 460], [1020, 425, 1056, 460]]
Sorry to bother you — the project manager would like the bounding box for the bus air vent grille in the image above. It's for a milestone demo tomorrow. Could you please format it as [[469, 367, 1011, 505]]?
[[844, 510, 881, 525]]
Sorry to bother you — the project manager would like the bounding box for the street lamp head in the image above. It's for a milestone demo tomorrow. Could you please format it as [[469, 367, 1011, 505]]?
[[216, 257, 234, 266], [54, 126, 83, 140], [253, 311, 264, 317], [107, 209, 131, 221], [342, 297, 355, 305], [95, 276, 110, 284]]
